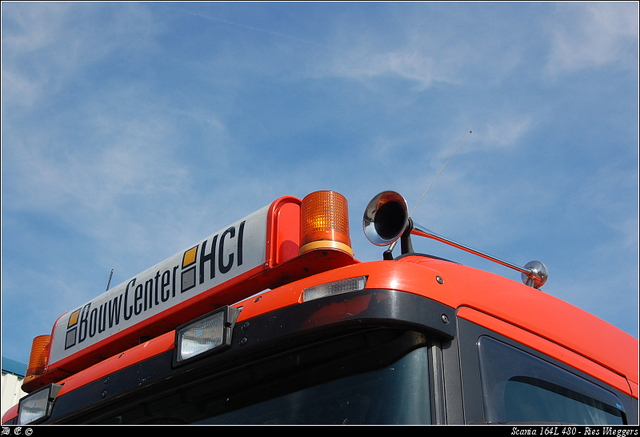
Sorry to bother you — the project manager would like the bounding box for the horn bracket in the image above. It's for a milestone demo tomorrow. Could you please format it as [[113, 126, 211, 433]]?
[[364, 191, 548, 289]]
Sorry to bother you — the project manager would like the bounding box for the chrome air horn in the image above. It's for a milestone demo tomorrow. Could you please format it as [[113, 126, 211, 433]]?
[[363, 191, 548, 289]]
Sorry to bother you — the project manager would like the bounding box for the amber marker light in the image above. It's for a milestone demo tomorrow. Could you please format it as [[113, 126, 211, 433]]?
[[22, 335, 51, 392], [300, 191, 353, 256]]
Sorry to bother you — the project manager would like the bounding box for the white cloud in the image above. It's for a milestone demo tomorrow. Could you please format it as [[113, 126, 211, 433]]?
[[313, 4, 539, 93], [2, 3, 160, 111], [4, 113, 185, 211], [483, 115, 535, 149], [330, 47, 456, 91], [545, 3, 639, 75]]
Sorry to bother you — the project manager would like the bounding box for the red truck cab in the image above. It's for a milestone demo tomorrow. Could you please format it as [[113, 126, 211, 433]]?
[[3, 191, 637, 426]]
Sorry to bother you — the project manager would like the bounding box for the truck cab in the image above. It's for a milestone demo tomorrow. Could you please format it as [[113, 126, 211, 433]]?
[[3, 191, 637, 425]]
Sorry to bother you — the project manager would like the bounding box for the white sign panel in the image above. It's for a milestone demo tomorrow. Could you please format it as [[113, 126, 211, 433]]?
[[49, 205, 270, 365]]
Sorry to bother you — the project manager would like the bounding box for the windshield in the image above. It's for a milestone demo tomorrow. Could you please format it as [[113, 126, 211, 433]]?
[[88, 329, 432, 425], [200, 345, 431, 424]]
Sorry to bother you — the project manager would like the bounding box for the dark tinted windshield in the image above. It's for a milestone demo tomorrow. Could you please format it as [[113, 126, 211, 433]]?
[[89, 329, 432, 424], [200, 345, 431, 424]]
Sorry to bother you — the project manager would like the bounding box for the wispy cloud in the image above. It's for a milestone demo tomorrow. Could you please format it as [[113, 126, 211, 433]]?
[[314, 4, 541, 92], [483, 115, 535, 149], [2, 3, 160, 111], [545, 3, 638, 75]]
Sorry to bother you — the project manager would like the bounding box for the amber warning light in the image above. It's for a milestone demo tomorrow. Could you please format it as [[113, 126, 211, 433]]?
[[22, 335, 51, 391], [300, 191, 352, 256]]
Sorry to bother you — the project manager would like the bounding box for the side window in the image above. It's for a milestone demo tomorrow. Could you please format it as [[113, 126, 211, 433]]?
[[477, 336, 626, 424]]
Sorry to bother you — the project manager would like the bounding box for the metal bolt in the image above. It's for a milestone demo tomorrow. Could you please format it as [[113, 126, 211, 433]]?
[[239, 337, 248, 346], [101, 390, 107, 398], [436, 276, 444, 284], [441, 314, 450, 324], [241, 322, 250, 330]]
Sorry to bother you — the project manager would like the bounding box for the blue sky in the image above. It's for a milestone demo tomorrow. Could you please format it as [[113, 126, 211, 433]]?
[[2, 2, 638, 366]]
